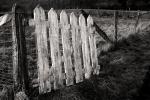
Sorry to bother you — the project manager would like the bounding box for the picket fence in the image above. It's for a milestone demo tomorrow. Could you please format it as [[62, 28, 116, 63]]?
[[29, 6, 100, 93]]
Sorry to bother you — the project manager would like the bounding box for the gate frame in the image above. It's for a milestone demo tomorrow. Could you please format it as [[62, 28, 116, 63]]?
[[12, 3, 29, 94], [29, 6, 100, 94]]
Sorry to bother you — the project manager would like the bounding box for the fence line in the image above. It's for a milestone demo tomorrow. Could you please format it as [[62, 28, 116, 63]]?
[[114, 11, 118, 43], [1, 4, 150, 98], [1, 9, 150, 15]]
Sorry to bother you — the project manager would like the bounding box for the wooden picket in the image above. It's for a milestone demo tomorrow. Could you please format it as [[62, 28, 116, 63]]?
[[70, 13, 83, 83], [87, 16, 100, 75], [48, 8, 64, 89], [34, 6, 51, 93], [60, 11, 74, 86], [79, 14, 92, 79], [29, 6, 100, 94]]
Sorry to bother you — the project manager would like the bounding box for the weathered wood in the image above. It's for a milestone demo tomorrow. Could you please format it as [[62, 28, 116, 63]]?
[[48, 8, 64, 89], [80, 9, 112, 43], [34, 6, 50, 93], [12, 4, 29, 92], [29, 8, 100, 94], [79, 14, 91, 79], [29, 19, 49, 27], [60, 10, 74, 86], [12, 3, 18, 90], [70, 12, 83, 83], [87, 16, 100, 75]]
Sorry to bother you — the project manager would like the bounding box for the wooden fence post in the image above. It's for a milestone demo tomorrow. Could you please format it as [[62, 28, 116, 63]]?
[[135, 10, 140, 33], [12, 4, 29, 93], [114, 10, 118, 44]]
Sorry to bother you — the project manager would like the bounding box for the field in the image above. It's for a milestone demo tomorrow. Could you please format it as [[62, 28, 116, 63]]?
[[1, 9, 150, 100]]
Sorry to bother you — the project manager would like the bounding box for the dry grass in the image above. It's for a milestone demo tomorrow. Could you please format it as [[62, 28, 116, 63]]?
[[95, 17, 150, 41], [33, 12, 150, 100], [1, 9, 150, 100], [35, 26, 150, 100]]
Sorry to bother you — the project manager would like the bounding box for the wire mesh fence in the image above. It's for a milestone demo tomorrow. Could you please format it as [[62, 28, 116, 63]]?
[[0, 19, 13, 90]]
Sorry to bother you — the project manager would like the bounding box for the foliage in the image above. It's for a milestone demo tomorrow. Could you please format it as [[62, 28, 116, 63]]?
[[0, 0, 150, 11]]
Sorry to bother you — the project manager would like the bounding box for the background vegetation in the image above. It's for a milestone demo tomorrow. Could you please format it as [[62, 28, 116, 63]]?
[[0, 0, 150, 99], [1, 0, 150, 12]]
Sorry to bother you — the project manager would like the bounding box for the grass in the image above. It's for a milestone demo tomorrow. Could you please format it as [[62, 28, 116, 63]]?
[[35, 25, 150, 100], [1, 9, 150, 100], [27, 11, 150, 100]]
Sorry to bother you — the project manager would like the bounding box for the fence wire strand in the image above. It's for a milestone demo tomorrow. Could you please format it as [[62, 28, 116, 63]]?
[[0, 20, 13, 91]]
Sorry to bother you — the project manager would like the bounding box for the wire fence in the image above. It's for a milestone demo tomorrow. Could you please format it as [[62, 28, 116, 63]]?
[[0, 19, 13, 91]]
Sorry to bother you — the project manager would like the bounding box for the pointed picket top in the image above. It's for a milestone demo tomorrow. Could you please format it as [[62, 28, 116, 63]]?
[[12, 3, 17, 13], [48, 8, 58, 27], [87, 15, 95, 35], [48, 8, 64, 89], [60, 10, 69, 26], [34, 5, 45, 20], [70, 12, 84, 83], [60, 10, 74, 86], [70, 12, 78, 27], [87, 15, 100, 76], [87, 15, 94, 27], [48, 8, 56, 17], [33, 5, 50, 93], [79, 13, 92, 79], [79, 14, 86, 28]]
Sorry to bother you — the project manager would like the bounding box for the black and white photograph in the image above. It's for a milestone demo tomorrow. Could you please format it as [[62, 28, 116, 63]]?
[[0, 0, 150, 100]]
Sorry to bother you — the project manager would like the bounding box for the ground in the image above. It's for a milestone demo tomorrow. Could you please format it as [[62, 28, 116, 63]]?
[[1, 9, 150, 100], [33, 28, 150, 100], [28, 11, 150, 100]]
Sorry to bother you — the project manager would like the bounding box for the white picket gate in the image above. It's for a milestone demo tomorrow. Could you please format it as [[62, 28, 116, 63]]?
[[29, 6, 100, 94]]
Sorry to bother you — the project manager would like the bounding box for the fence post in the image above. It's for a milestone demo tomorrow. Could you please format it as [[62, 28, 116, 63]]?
[[114, 10, 118, 44], [12, 4, 29, 93], [135, 10, 140, 33], [79, 14, 91, 79]]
